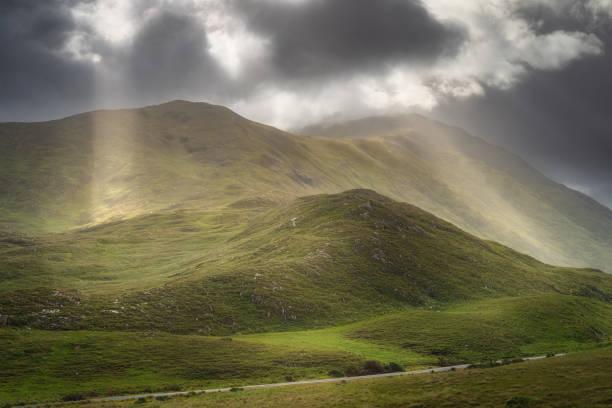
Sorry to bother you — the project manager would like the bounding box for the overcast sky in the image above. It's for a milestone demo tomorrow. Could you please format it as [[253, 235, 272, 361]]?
[[1, 0, 611, 206]]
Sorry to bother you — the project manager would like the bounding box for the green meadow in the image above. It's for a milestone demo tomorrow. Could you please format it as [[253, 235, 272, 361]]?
[[19, 347, 612, 408], [2, 293, 611, 404]]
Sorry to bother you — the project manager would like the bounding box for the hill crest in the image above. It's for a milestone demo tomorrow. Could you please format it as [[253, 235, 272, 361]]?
[[1, 189, 611, 333]]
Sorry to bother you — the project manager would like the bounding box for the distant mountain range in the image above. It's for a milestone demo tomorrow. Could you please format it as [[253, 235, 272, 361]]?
[[1, 100, 610, 271]]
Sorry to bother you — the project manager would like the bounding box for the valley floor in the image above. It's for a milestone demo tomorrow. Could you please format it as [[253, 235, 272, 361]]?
[[43, 347, 612, 408], [2, 295, 610, 406]]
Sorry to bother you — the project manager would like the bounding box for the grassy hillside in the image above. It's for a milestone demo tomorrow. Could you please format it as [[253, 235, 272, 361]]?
[[1, 101, 611, 271], [0, 101, 316, 232], [1, 190, 610, 334], [76, 347, 612, 408]]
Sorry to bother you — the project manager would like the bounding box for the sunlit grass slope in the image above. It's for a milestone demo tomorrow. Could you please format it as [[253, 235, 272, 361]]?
[[344, 294, 612, 361], [242, 295, 612, 366], [1, 100, 611, 271], [1, 190, 610, 334]]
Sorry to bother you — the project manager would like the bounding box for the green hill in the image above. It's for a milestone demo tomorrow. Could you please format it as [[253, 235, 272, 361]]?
[[1, 101, 611, 271], [2, 190, 610, 334]]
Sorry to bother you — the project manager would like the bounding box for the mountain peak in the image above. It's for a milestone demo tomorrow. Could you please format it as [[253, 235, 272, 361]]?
[[139, 99, 243, 120]]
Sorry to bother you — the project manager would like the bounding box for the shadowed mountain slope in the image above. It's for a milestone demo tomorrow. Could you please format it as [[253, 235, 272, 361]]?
[[1, 101, 611, 271]]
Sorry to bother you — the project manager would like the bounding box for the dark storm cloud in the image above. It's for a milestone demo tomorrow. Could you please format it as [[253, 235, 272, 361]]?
[[0, 0, 96, 121], [235, 0, 467, 78], [514, 0, 612, 34], [126, 11, 223, 103], [0, 1, 228, 121], [433, 8, 612, 207], [0, 0, 468, 121]]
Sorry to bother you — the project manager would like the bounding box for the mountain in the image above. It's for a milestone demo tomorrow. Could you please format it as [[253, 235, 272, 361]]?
[[1, 100, 611, 272], [300, 114, 612, 272], [2, 189, 611, 333]]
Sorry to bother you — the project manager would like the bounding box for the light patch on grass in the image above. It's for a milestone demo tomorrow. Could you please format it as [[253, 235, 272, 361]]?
[[240, 325, 433, 367]]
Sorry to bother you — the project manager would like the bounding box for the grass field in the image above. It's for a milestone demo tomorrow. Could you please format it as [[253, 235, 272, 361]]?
[[1, 293, 610, 405], [242, 294, 612, 365], [241, 326, 431, 368], [0, 329, 365, 405], [59, 347, 612, 408]]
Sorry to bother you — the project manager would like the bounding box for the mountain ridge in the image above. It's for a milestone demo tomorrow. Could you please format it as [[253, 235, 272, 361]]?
[[1, 100, 611, 272]]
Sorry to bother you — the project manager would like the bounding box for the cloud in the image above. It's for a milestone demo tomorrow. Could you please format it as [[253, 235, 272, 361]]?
[[228, 0, 607, 128], [588, 0, 612, 19], [518, 30, 602, 70], [125, 11, 223, 102], [0, 0, 234, 120], [0, 0, 96, 121], [233, 0, 466, 78], [0, 0, 607, 127], [432, 6, 612, 207], [419, 0, 605, 93]]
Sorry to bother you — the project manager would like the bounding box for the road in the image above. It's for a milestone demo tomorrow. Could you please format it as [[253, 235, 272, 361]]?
[[90, 354, 565, 403]]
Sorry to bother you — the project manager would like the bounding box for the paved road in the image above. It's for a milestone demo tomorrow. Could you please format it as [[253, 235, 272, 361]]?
[[90, 354, 565, 403]]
